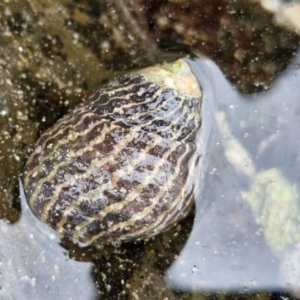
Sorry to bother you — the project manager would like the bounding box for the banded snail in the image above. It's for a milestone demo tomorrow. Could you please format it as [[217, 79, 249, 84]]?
[[23, 58, 203, 247]]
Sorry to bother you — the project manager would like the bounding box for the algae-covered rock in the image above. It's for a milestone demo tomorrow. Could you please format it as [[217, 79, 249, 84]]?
[[242, 169, 300, 257]]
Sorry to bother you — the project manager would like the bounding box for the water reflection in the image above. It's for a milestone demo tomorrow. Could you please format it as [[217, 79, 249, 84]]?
[[167, 53, 300, 296], [0, 182, 96, 299]]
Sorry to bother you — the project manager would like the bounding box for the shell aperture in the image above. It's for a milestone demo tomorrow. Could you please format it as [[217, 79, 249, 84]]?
[[23, 59, 203, 247]]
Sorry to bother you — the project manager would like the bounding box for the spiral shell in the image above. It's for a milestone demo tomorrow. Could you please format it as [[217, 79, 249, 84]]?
[[23, 59, 202, 247]]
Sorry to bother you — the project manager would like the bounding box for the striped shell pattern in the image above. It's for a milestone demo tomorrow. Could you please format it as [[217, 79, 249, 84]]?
[[23, 59, 202, 247]]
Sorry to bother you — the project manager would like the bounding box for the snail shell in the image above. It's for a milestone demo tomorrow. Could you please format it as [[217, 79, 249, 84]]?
[[23, 59, 202, 247]]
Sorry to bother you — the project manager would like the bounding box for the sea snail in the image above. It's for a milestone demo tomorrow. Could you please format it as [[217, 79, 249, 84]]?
[[23, 58, 203, 247]]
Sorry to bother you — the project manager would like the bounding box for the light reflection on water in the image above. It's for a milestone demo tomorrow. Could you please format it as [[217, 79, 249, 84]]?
[[167, 52, 300, 296], [0, 182, 96, 299]]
